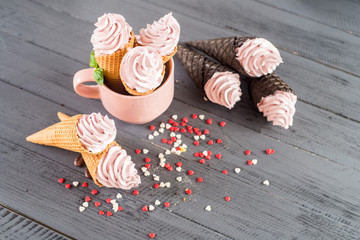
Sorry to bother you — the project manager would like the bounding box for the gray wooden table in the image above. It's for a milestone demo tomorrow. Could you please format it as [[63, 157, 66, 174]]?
[[1, 0, 360, 239]]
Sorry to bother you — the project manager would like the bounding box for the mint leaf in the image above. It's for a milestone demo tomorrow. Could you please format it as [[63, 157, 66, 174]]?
[[89, 50, 98, 68], [93, 67, 104, 85]]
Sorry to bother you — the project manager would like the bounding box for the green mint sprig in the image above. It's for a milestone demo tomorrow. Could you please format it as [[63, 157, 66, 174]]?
[[89, 51, 104, 85]]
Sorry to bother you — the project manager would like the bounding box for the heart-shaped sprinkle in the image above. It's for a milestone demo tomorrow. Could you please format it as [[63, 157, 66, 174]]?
[[216, 139, 222, 144], [219, 121, 226, 127], [149, 125, 155, 131], [90, 189, 97, 195], [159, 128, 164, 133], [145, 164, 150, 169], [215, 154, 222, 159], [144, 157, 151, 163], [194, 135, 199, 140], [133, 190, 139, 195], [197, 177, 203, 183], [65, 184, 71, 189], [206, 119, 213, 125], [172, 115, 178, 120], [141, 167, 148, 173], [200, 135, 206, 140], [205, 155, 211, 160], [199, 115, 205, 120], [107, 211, 113, 216], [82, 182, 88, 187], [106, 198, 111, 204], [116, 193, 122, 199], [149, 233, 156, 239], [143, 149, 149, 154], [160, 182, 165, 188], [207, 150, 212, 155], [266, 149, 275, 155], [188, 129, 193, 134], [207, 140, 214, 145], [187, 170, 194, 175], [159, 162, 165, 168], [225, 196, 231, 202], [169, 126, 175, 132], [173, 122, 179, 127], [148, 135, 154, 140], [176, 176, 182, 182], [95, 202, 101, 207], [85, 196, 91, 202], [153, 131, 159, 136], [153, 176, 160, 181], [185, 189, 192, 195], [160, 123, 165, 128], [199, 159, 205, 164], [165, 123, 171, 129], [252, 159, 258, 165], [192, 114, 198, 119], [222, 170, 228, 175], [166, 166, 173, 171], [168, 119, 174, 124], [194, 152, 200, 157], [176, 162, 182, 167], [118, 206, 123, 211], [149, 205, 155, 211], [234, 168, 241, 174], [165, 150, 171, 155], [244, 150, 251, 155], [79, 206, 85, 212], [110, 199, 116, 204], [162, 138, 167, 143], [99, 210, 104, 215], [182, 117, 188, 123], [193, 141, 199, 146], [82, 202, 89, 208], [155, 200, 161, 206], [135, 149, 141, 154], [164, 202, 170, 208], [58, 178, 64, 183], [154, 183, 160, 189], [72, 181, 79, 187], [205, 205, 211, 211], [203, 129, 209, 135], [247, 160, 253, 165], [181, 128, 186, 133], [142, 205, 148, 212], [180, 122, 186, 127], [176, 167, 182, 172], [263, 180, 270, 186]]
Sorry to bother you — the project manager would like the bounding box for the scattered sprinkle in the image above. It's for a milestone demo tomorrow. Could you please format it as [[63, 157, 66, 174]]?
[[215, 154, 222, 159], [193, 140, 200, 146], [106, 198, 111, 204], [149, 205, 155, 211], [176, 167, 182, 172], [199, 115, 205, 120], [244, 150, 251, 155], [133, 190, 139, 195], [194, 135, 199, 140], [216, 139, 222, 144], [95, 202, 101, 207], [110, 199, 116, 204], [160, 182, 165, 188], [219, 121, 226, 127], [207, 140, 214, 145], [197, 177, 203, 183], [165, 182, 171, 188], [206, 119, 213, 125], [263, 180, 270, 186], [142, 205, 148, 212], [155, 200, 161, 206], [164, 202, 170, 208], [79, 206, 85, 212], [116, 193, 122, 199], [252, 159, 258, 165], [72, 181, 79, 187], [91, 189, 98, 195], [143, 149, 149, 154], [154, 183, 160, 189], [135, 149, 141, 154], [65, 184, 71, 189], [187, 170, 194, 176], [247, 160, 253, 165], [222, 170, 228, 175], [118, 206, 123, 211], [82, 202, 89, 208], [176, 176, 182, 182], [99, 210, 105, 215], [149, 233, 156, 239], [203, 129, 209, 134], [266, 149, 275, 155], [205, 205, 211, 211], [172, 115, 178, 120], [234, 168, 241, 174], [191, 114, 198, 119], [58, 178, 64, 183], [149, 125, 156, 131], [107, 211, 113, 216], [199, 159, 205, 164], [153, 176, 160, 181], [185, 189, 192, 195], [148, 135, 154, 140], [224, 196, 231, 202], [158, 128, 164, 133]]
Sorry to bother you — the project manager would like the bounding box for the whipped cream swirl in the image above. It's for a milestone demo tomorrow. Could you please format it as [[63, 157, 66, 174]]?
[[204, 72, 242, 109], [91, 13, 132, 55], [257, 91, 297, 129], [137, 12, 180, 56], [235, 38, 283, 77], [120, 46, 163, 93], [97, 146, 141, 189], [76, 112, 116, 153]]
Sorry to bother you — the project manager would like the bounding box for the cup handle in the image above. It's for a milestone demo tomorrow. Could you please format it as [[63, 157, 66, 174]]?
[[73, 68, 101, 99]]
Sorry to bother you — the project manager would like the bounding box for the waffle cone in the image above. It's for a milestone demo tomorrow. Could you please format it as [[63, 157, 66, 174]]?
[[161, 46, 177, 64], [121, 65, 166, 96], [177, 44, 233, 92], [250, 73, 295, 107], [81, 141, 119, 186], [57, 112, 70, 121], [95, 31, 135, 93], [26, 115, 86, 153], [186, 36, 256, 76]]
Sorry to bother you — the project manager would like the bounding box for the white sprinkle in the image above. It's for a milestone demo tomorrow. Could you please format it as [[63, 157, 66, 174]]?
[[205, 205, 211, 211], [234, 168, 241, 174], [141, 167, 147, 173], [79, 206, 85, 212], [158, 128, 164, 133], [200, 134, 206, 140], [199, 115, 205, 120], [160, 123, 165, 128], [263, 180, 270, 186], [175, 150, 181, 155], [176, 134, 182, 139], [148, 134, 154, 140], [194, 135, 199, 140], [176, 176, 182, 182], [165, 150, 171, 155], [160, 182, 165, 188], [176, 139, 182, 144], [171, 148, 177, 153], [182, 144, 188, 149], [72, 181, 79, 187], [174, 142, 180, 147], [165, 182, 171, 188], [153, 176, 160, 181], [143, 149, 149, 154], [159, 162, 165, 167], [116, 193, 122, 199], [159, 158, 166, 163], [203, 151, 208, 156], [176, 167, 182, 172], [170, 132, 176, 137], [149, 205, 155, 211], [113, 203, 119, 212], [172, 115, 178, 120], [110, 199, 116, 204], [82, 202, 89, 208], [252, 159, 258, 165], [203, 96, 208, 101], [166, 123, 171, 129], [155, 200, 161, 206], [144, 171, 150, 176], [158, 153, 164, 159], [153, 131, 159, 136]]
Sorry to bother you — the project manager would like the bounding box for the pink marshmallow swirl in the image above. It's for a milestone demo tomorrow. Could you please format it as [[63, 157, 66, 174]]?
[[137, 12, 180, 56], [235, 38, 283, 77], [76, 112, 116, 153], [97, 146, 141, 189], [91, 13, 132, 55], [257, 91, 297, 129], [204, 72, 242, 110], [120, 46, 163, 93]]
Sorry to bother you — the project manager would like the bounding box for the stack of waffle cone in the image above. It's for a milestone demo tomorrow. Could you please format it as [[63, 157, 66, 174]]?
[[177, 44, 233, 92], [186, 36, 256, 76], [95, 31, 135, 93], [250, 73, 295, 107], [26, 112, 117, 187]]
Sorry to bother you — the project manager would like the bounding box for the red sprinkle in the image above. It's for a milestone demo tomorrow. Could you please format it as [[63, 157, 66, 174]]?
[[171, 137, 177, 142], [176, 147, 181, 151], [173, 122, 179, 127], [225, 196, 231, 202], [145, 164, 151, 169], [135, 149, 141, 154], [154, 183, 160, 189], [208, 150, 212, 155], [162, 138, 167, 143], [99, 210, 105, 215], [65, 184, 71, 189], [244, 150, 251, 156], [207, 140, 214, 145], [182, 117, 188, 123], [145, 157, 151, 163], [169, 126, 175, 132], [194, 152, 200, 157], [203, 129, 209, 135], [167, 141, 173, 145], [192, 114, 198, 119], [58, 178, 64, 183], [187, 170, 194, 176], [199, 152, 204, 158], [107, 211, 113, 216], [168, 119, 174, 124], [82, 182, 88, 187], [216, 139, 222, 144], [196, 131, 201, 136], [176, 162, 182, 167], [118, 206, 123, 211], [194, 128, 200, 133], [133, 190, 139, 195], [166, 166, 173, 171], [193, 140, 199, 146], [181, 128, 186, 133], [219, 121, 226, 127], [85, 196, 91, 202], [197, 177, 203, 183], [266, 149, 275, 155], [106, 198, 111, 204], [199, 159, 205, 164], [180, 122, 186, 126], [91, 189, 98, 195], [94, 202, 101, 207], [205, 155, 211, 160], [188, 129, 193, 134], [149, 125, 155, 131], [185, 189, 192, 195], [174, 127, 179, 132], [222, 170, 228, 175], [187, 125, 193, 130], [165, 163, 170, 168], [247, 160, 253, 165], [142, 205, 148, 212], [164, 202, 170, 208], [215, 154, 222, 159], [206, 119, 213, 125], [149, 233, 156, 239]]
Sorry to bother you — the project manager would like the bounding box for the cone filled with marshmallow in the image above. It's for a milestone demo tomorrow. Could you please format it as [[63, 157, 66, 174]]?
[[177, 44, 242, 110], [250, 73, 297, 129], [187, 36, 283, 78]]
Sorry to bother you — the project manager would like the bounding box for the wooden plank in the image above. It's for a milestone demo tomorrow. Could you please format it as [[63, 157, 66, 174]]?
[[255, 0, 360, 37], [0, 206, 70, 240], [1, 81, 359, 239], [2, 0, 359, 122], [33, 0, 360, 77]]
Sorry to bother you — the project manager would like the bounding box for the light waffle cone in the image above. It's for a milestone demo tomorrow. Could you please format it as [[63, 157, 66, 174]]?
[[177, 44, 233, 92], [250, 73, 295, 107], [81, 141, 119, 186], [95, 31, 135, 93], [161, 46, 177, 64], [186, 36, 256, 76], [121, 65, 166, 96]]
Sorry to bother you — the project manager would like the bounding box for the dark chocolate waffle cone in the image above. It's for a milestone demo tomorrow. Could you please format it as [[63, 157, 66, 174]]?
[[187, 36, 256, 76], [177, 44, 233, 91], [250, 73, 295, 106]]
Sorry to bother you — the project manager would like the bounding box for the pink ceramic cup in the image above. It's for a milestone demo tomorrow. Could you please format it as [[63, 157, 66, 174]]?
[[73, 59, 174, 124]]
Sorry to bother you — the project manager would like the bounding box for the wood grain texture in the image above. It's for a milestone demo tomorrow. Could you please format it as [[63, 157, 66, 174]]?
[[0, 206, 71, 240]]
